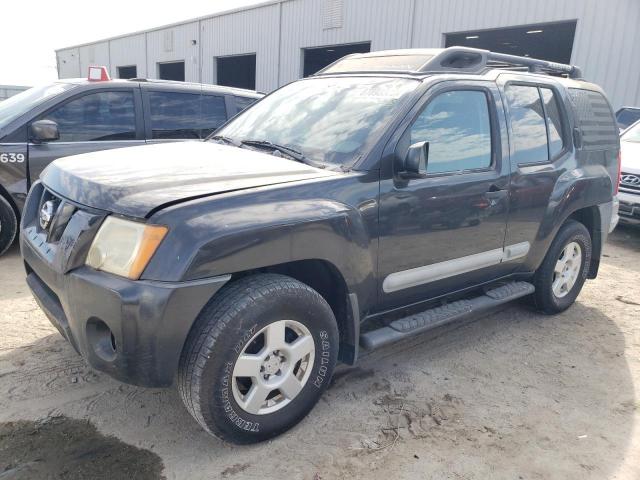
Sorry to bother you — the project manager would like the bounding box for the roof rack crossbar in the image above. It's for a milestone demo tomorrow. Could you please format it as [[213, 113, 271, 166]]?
[[421, 47, 583, 79]]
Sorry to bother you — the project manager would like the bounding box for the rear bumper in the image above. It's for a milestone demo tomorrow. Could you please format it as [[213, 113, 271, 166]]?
[[618, 192, 640, 226], [21, 230, 229, 387]]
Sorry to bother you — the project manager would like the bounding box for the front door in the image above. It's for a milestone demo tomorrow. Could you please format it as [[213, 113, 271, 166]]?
[[27, 88, 145, 184], [378, 81, 514, 310]]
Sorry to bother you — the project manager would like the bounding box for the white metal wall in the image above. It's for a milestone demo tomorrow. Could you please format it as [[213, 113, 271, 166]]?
[[109, 34, 147, 78], [145, 22, 200, 81], [279, 0, 414, 84], [55, 0, 640, 109], [56, 48, 81, 78], [78, 42, 110, 77], [201, 2, 282, 92]]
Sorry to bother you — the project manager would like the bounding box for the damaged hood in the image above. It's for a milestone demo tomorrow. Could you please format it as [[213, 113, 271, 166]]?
[[41, 141, 337, 217]]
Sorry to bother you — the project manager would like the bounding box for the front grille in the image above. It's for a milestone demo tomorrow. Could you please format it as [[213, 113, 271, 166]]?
[[620, 172, 640, 195], [36, 189, 77, 243]]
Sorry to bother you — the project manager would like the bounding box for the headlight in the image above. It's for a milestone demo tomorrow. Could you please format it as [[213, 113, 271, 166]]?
[[86, 216, 168, 280]]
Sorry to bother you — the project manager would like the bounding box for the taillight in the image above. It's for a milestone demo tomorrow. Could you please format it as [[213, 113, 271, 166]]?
[[614, 150, 621, 195]]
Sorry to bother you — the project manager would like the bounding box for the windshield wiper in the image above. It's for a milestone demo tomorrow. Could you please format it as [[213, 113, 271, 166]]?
[[241, 139, 324, 168], [209, 135, 242, 147]]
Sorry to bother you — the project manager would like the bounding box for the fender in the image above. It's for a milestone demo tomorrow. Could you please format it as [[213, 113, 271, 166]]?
[[523, 164, 613, 272], [145, 173, 380, 315]]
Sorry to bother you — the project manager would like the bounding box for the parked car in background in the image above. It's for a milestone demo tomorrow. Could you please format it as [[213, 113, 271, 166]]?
[[0, 67, 263, 255], [19, 48, 620, 443], [618, 119, 640, 225], [616, 106, 640, 131]]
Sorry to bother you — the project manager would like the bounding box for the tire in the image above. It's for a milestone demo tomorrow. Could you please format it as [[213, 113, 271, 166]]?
[[532, 220, 592, 314], [0, 196, 18, 257], [178, 273, 339, 444]]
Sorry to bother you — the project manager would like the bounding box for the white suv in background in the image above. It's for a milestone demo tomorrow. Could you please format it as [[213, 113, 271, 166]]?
[[619, 119, 640, 226]]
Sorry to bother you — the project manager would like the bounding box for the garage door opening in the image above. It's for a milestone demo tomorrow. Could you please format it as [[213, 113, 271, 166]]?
[[216, 54, 256, 90], [158, 61, 185, 81], [445, 21, 577, 65], [117, 65, 137, 79], [303, 42, 371, 77]]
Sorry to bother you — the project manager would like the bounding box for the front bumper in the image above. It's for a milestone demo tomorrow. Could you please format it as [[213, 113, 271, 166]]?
[[618, 191, 640, 226], [19, 184, 229, 387]]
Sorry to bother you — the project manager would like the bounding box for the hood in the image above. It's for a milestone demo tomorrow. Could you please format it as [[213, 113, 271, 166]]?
[[41, 141, 337, 218], [621, 139, 640, 174]]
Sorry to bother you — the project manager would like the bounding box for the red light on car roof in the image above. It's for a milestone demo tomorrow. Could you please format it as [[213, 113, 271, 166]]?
[[88, 66, 110, 82]]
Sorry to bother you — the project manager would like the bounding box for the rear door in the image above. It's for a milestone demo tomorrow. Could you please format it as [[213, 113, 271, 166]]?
[[377, 80, 512, 310], [27, 86, 144, 183], [497, 76, 573, 271], [142, 86, 228, 142]]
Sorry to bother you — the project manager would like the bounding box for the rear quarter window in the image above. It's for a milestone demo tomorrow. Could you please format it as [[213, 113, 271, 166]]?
[[568, 89, 618, 151]]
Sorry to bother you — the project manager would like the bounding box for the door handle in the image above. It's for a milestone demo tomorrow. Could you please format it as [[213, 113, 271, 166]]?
[[484, 186, 508, 199]]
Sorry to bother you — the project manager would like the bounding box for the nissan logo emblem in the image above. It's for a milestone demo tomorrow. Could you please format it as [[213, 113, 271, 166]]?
[[39, 200, 56, 230]]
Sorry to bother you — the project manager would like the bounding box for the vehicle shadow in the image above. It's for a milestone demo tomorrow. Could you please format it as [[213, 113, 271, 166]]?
[[0, 298, 636, 479]]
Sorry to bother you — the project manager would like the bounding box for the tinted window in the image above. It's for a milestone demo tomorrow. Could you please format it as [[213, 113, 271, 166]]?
[[617, 109, 640, 129], [540, 88, 565, 158], [234, 96, 256, 113], [568, 88, 618, 150], [506, 85, 548, 164], [148, 91, 201, 139], [38, 90, 136, 142], [200, 95, 227, 137], [410, 90, 492, 174]]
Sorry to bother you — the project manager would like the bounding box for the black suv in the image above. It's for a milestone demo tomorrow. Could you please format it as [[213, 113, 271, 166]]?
[[19, 48, 620, 444], [0, 71, 262, 255]]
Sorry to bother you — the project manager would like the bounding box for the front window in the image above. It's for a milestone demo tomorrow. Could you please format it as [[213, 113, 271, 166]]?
[[621, 120, 640, 143], [0, 83, 76, 131], [36, 90, 136, 142], [409, 90, 492, 174], [215, 76, 420, 166]]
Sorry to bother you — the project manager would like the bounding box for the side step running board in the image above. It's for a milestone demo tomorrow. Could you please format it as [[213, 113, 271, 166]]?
[[360, 281, 535, 351]]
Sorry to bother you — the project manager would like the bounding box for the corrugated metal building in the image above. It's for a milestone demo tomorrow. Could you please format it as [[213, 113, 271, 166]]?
[[0, 85, 29, 101], [56, 0, 640, 109]]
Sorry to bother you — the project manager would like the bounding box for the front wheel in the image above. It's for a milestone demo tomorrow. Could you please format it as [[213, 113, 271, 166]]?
[[532, 220, 592, 314], [178, 274, 339, 444]]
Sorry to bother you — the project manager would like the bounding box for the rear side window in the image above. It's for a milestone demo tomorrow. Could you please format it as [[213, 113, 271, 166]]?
[[505, 85, 549, 164], [234, 96, 257, 113], [409, 90, 492, 174], [568, 89, 618, 150], [38, 91, 136, 142], [200, 95, 227, 137], [540, 88, 566, 158], [148, 91, 201, 140]]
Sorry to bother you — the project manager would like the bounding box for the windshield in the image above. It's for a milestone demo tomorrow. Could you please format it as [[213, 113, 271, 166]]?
[[0, 83, 76, 131], [621, 120, 640, 143], [214, 76, 419, 165]]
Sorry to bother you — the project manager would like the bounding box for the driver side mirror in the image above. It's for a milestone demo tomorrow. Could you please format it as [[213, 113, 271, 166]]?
[[400, 141, 429, 178], [30, 120, 60, 143]]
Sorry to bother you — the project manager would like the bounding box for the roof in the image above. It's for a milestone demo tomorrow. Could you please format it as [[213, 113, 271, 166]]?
[[315, 47, 584, 80], [53, 77, 262, 97]]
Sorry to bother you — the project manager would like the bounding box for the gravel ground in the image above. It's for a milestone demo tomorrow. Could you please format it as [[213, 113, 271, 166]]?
[[0, 226, 639, 479]]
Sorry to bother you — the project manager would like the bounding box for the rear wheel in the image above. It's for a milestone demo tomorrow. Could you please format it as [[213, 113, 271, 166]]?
[[533, 220, 592, 314], [178, 274, 339, 444], [0, 196, 17, 257]]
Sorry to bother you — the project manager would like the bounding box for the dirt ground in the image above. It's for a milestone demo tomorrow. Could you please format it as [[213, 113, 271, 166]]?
[[0, 226, 639, 480]]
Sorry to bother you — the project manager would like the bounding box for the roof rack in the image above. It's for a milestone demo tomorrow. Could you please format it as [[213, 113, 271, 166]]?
[[316, 47, 583, 79]]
